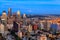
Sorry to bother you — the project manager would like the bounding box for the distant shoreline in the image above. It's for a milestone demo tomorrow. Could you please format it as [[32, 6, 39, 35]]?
[[0, 14, 60, 17]]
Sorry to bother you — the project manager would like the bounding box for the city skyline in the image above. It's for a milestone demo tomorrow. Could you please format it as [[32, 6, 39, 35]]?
[[0, 0, 60, 15]]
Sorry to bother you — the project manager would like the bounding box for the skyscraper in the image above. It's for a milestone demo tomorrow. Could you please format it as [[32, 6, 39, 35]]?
[[1, 11, 7, 27], [17, 10, 20, 16], [8, 8, 12, 17], [17, 10, 21, 21], [1, 11, 7, 21], [23, 13, 26, 18]]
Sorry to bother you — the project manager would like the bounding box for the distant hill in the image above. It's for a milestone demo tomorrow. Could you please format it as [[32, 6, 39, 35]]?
[[26, 14, 60, 18], [27, 15, 48, 18]]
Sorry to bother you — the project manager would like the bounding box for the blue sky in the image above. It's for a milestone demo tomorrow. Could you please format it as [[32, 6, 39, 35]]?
[[0, 0, 60, 15]]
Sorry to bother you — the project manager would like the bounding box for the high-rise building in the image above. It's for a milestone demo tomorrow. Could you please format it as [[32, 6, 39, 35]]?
[[47, 20, 52, 31], [28, 24, 32, 32], [1, 11, 7, 21], [8, 8, 12, 17], [23, 13, 26, 18], [17, 10, 21, 19], [17, 10, 20, 16], [1, 11, 7, 27]]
